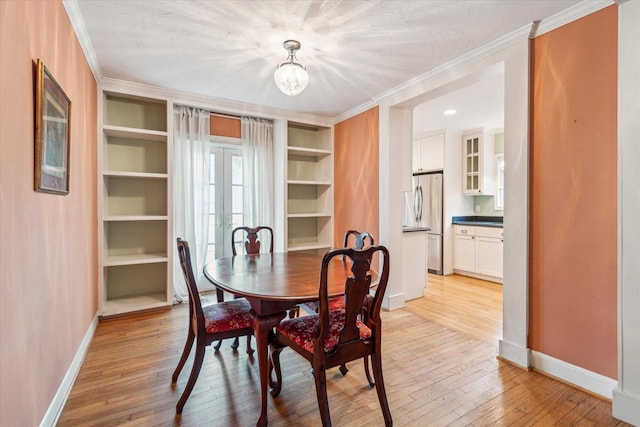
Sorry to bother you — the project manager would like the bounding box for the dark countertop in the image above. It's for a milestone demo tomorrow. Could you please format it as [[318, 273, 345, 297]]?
[[452, 216, 503, 228], [402, 226, 431, 232]]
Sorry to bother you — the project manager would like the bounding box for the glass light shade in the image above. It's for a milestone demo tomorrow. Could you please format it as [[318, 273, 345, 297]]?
[[274, 62, 309, 96]]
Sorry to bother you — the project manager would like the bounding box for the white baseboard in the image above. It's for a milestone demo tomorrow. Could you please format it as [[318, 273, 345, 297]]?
[[384, 292, 406, 311], [530, 350, 617, 399], [613, 388, 640, 426], [40, 313, 99, 427], [498, 339, 530, 368]]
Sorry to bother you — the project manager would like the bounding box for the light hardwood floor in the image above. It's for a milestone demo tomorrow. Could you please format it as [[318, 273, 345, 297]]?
[[58, 274, 629, 426]]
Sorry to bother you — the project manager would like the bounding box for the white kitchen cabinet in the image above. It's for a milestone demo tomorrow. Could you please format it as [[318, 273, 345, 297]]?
[[98, 89, 173, 317], [453, 226, 476, 271], [286, 123, 333, 254], [453, 225, 503, 282], [476, 227, 504, 278], [413, 133, 444, 173], [462, 130, 494, 195]]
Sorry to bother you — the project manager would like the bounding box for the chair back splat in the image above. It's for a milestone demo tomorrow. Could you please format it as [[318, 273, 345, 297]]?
[[343, 229, 375, 250], [270, 245, 392, 426], [231, 226, 274, 256]]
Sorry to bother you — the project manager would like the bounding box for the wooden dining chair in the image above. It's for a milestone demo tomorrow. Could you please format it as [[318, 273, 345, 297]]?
[[268, 245, 392, 427], [229, 225, 300, 321], [300, 230, 375, 380], [171, 238, 255, 414], [222, 226, 275, 305]]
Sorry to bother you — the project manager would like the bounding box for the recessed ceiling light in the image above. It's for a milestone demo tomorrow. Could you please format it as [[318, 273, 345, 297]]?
[[443, 109, 457, 115]]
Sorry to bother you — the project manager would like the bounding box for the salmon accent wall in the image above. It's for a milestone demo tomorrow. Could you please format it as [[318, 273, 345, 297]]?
[[530, 6, 617, 378], [333, 107, 379, 246], [0, 1, 98, 425], [210, 115, 241, 138]]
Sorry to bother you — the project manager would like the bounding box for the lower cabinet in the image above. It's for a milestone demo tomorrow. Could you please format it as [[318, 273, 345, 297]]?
[[453, 225, 503, 283]]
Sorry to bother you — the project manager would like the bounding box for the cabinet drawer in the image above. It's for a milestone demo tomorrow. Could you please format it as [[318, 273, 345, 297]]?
[[454, 225, 475, 236], [475, 226, 503, 239]]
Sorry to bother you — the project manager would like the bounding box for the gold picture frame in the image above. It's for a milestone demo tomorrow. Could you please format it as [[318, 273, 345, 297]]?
[[35, 59, 71, 194]]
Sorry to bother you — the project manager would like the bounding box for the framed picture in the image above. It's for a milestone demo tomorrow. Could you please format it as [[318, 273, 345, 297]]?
[[35, 59, 71, 194]]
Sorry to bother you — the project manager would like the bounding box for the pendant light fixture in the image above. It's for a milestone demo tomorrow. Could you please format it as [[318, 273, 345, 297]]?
[[274, 40, 309, 96]]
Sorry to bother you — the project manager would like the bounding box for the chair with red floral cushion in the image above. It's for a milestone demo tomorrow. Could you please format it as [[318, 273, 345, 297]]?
[[268, 245, 392, 427], [171, 238, 254, 414], [301, 230, 375, 380]]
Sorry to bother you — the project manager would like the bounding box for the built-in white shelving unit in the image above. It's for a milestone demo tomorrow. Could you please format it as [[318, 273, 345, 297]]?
[[98, 90, 172, 316], [286, 123, 333, 253]]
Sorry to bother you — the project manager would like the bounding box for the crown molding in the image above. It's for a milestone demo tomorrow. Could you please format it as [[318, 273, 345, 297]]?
[[335, 0, 616, 123], [99, 77, 334, 127], [372, 24, 530, 108], [534, 0, 614, 36], [333, 99, 379, 124], [62, 0, 102, 81]]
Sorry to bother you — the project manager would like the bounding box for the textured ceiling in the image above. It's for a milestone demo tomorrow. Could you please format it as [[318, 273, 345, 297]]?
[[72, 0, 582, 119]]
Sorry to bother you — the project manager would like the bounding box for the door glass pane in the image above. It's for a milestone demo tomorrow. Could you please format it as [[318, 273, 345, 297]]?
[[231, 154, 242, 184], [232, 213, 243, 233], [232, 186, 243, 212]]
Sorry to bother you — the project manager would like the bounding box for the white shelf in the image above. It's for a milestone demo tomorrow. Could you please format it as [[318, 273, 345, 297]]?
[[287, 213, 331, 218], [104, 253, 168, 266], [99, 89, 171, 317], [104, 215, 168, 221], [287, 180, 332, 186], [103, 125, 167, 140], [287, 146, 331, 158], [287, 242, 333, 252], [285, 122, 333, 254], [102, 294, 170, 317], [104, 171, 168, 179]]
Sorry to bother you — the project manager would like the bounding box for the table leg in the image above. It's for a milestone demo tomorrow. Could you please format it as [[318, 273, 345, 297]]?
[[252, 310, 286, 427]]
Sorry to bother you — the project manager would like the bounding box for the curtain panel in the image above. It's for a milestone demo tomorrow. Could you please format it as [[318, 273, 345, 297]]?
[[173, 106, 211, 302], [241, 117, 274, 244]]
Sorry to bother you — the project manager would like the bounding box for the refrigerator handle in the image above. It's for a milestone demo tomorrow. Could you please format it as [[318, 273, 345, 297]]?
[[414, 184, 420, 222], [418, 185, 423, 222]]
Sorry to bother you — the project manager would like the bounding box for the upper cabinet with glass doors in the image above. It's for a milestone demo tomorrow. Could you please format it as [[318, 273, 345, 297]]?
[[286, 122, 333, 253], [462, 130, 494, 195], [98, 89, 173, 317]]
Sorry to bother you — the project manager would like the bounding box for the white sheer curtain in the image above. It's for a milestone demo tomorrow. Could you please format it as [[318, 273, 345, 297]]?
[[173, 106, 210, 302], [241, 117, 274, 245]]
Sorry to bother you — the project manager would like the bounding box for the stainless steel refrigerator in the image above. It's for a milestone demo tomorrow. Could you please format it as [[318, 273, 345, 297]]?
[[413, 171, 443, 274]]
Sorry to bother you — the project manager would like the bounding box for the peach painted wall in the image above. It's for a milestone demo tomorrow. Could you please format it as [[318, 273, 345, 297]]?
[[0, 1, 98, 425], [333, 107, 379, 246], [529, 6, 617, 378]]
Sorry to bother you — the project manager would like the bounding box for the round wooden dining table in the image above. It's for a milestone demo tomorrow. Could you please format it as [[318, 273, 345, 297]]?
[[203, 252, 358, 427]]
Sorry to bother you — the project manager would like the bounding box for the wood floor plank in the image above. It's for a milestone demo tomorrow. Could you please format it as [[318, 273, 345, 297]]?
[[57, 274, 629, 426]]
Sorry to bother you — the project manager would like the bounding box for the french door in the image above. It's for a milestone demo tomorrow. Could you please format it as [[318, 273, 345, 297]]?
[[206, 146, 243, 262]]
